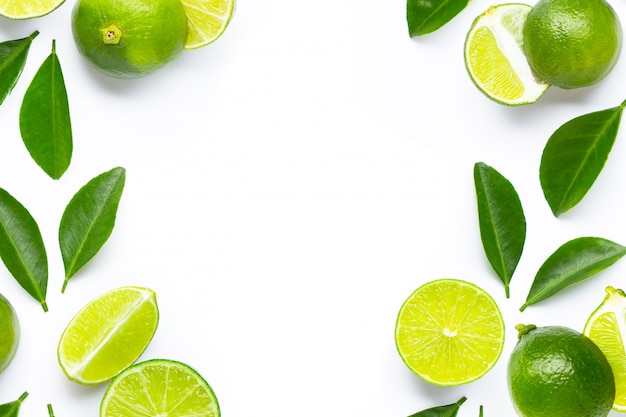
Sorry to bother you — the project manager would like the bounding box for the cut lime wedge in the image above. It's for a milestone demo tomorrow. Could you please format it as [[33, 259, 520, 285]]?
[[464, 3, 549, 105], [57, 286, 159, 385], [0, 0, 66, 19], [395, 278, 505, 386], [181, 0, 235, 49], [584, 286, 626, 411], [101, 359, 220, 417]]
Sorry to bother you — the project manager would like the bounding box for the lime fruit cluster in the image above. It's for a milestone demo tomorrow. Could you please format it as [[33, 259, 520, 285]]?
[[71, 0, 235, 78], [465, 0, 623, 104], [507, 324, 615, 417]]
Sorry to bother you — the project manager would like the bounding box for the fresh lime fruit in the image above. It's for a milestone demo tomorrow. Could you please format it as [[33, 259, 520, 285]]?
[[0, 293, 19, 373], [57, 286, 159, 385], [0, 0, 65, 19], [394, 278, 505, 386], [522, 0, 622, 89], [100, 359, 220, 417], [508, 324, 615, 417], [464, 3, 549, 105], [584, 286, 626, 411], [181, 0, 235, 50], [71, 0, 189, 78]]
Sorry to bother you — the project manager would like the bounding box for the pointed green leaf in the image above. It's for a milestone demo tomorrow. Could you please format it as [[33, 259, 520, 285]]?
[[59, 167, 126, 292], [0, 392, 28, 417], [408, 397, 466, 417], [0, 188, 48, 311], [540, 100, 626, 217], [407, 0, 470, 36], [520, 237, 626, 311], [0, 31, 39, 106], [474, 162, 526, 298], [19, 39, 72, 180]]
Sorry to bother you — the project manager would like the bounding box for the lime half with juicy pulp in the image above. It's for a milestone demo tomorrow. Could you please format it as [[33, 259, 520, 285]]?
[[584, 286, 626, 411], [100, 359, 220, 417], [58, 286, 159, 385], [181, 0, 235, 49], [395, 278, 505, 386], [464, 3, 549, 105], [0, 0, 65, 19]]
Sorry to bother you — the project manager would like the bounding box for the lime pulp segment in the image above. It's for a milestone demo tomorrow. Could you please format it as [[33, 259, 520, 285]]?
[[181, 0, 235, 49], [0, 0, 66, 18]]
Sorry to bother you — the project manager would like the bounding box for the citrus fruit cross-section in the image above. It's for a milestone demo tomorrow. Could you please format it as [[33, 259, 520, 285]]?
[[394, 278, 505, 386]]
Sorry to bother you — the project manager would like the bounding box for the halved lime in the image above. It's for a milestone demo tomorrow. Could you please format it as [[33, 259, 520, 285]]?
[[100, 359, 220, 417], [464, 3, 549, 106], [0, 0, 65, 19], [181, 0, 235, 49], [57, 286, 159, 385], [584, 286, 626, 411], [395, 278, 505, 386]]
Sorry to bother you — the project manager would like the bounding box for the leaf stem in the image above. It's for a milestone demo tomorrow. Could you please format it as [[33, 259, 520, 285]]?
[[17, 391, 28, 403]]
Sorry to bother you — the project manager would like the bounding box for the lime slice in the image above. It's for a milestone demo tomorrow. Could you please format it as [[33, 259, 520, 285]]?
[[0, 0, 65, 19], [57, 286, 159, 385], [181, 0, 235, 50], [395, 278, 505, 386], [584, 286, 626, 411], [464, 3, 549, 106], [100, 359, 220, 417]]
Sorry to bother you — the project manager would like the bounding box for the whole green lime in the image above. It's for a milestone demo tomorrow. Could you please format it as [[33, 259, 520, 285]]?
[[0, 293, 20, 373], [71, 0, 189, 79], [508, 324, 615, 417], [522, 0, 622, 89]]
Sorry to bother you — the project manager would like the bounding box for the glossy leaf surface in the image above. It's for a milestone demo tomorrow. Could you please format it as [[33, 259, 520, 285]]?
[[408, 397, 466, 417], [520, 237, 626, 311], [474, 162, 526, 298], [0, 188, 48, 311], [540, 100, 625, 216], [0, 392, 28, 417], [0, 31, 38, 106], [19, 39, 72, 180], [59, 167, 126, 292], [407, 0, 470, 36]]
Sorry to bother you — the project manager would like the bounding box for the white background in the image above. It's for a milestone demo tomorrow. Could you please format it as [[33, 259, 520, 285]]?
[[0, 0, 626, 415]]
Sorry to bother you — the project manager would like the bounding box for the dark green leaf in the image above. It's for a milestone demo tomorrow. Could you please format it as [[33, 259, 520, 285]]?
[[0, 392, 28, 417], [520, 237, 626, 311], [59, 167, 126, 292], [474, 162, 526, 298], [407, 0, 470, 37], [408, 397, 466, 417], [0, 188, 48, 311], [540, 100, 626, 217], [0, 31, 39, 106], [19, 39, 72, 180]]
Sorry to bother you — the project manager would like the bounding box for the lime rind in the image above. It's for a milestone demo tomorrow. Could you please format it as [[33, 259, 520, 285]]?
[[584, 286, 626, 412], [394, 278, 505, 386], [101, 359, 220, 417], [0, 0, 66, 19], [181, 0, 235, 50], [464, 3, 550, 106]]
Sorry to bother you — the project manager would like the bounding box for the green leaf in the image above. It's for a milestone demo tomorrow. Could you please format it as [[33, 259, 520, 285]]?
[[0, 392, 28, 417], [540, 100, 626, 217], [0, 188, 48, 311], [59, 167, 126, 292], [0, 31, 39, 106], [520, 237, 626, 311], [19, 39, 72, 180], [474, 162, 526, 298], [407, 0, 470, 37], [408, 397, 466, 417]]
